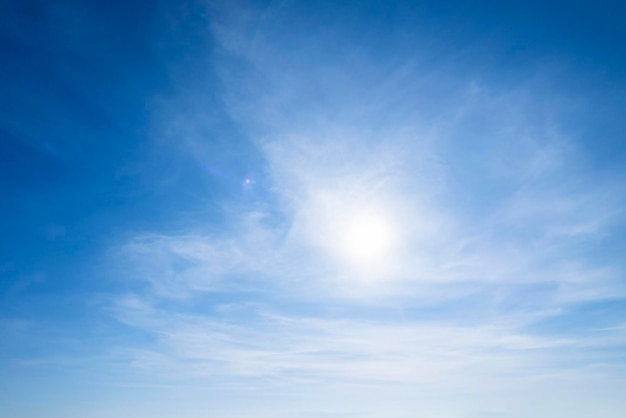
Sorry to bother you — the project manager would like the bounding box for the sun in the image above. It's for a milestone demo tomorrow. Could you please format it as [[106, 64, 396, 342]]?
[[300, 189, 398, 275], [339, 211, 395, 265]]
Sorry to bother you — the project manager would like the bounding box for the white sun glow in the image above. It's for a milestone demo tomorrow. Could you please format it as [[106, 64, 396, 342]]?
[[339, 211, 395, 266], [299, 188, 399, 277]]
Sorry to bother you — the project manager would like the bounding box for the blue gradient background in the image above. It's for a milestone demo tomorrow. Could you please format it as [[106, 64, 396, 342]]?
[[1, 1, 626, 417]]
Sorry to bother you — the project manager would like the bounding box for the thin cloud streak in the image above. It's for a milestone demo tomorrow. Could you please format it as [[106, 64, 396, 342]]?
[[111, 297, 615, 385]]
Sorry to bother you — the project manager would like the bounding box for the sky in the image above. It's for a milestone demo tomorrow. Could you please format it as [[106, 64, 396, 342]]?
[[1, 0, 626, 417]]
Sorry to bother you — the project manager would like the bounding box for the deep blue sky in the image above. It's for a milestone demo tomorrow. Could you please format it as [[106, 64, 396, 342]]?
[[2, 1, 626, 417]]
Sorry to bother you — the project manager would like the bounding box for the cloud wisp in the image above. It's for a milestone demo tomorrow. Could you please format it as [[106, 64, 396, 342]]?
[[100, 2, 626, 416]]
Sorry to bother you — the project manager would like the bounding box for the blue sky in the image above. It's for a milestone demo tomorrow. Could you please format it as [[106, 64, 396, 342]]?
[[2, 0, 626, 417]]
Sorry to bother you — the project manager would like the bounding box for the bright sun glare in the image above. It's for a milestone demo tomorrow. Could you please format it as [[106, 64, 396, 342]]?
[[340, 211, 394, 265]]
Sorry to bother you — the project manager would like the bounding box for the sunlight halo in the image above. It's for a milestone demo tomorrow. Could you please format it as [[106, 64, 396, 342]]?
[[340, 211, 395, 265]]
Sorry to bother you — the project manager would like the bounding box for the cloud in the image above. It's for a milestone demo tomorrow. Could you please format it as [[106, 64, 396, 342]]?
[[111, 297, 608, 385], [98, 2, 626, 415]]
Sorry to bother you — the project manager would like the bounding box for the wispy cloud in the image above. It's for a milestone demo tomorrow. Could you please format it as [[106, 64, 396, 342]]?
[[111, 296, 617, 383], [97, 1, 626, 416]]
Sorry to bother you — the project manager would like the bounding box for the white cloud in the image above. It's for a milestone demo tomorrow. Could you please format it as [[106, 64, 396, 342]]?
[[111, 299, 590, 383], [99, 3, 626, 416]]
